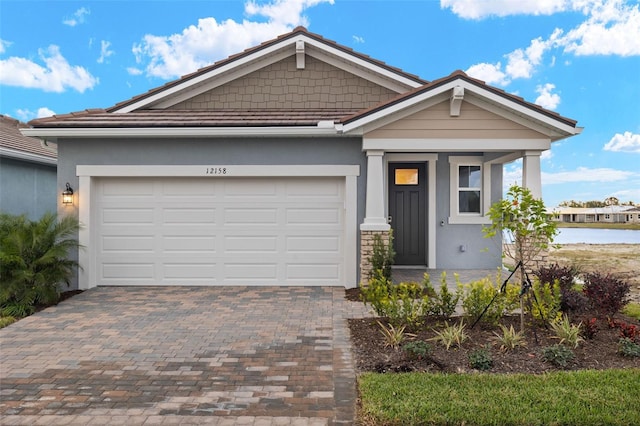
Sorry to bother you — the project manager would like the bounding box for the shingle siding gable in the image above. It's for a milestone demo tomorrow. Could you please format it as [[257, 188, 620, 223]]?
[[168, 55, 398, 111]]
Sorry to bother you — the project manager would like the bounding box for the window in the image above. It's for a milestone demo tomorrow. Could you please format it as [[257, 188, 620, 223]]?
[[395, 168, 418, 185], [449, 156, 490, 224]]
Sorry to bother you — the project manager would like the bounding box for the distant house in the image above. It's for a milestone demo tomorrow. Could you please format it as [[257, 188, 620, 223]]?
[[23, 27, 581, 290], [625, 207, 640, 223], [553, 205, 635, 224], [0, 115, 57, 219]]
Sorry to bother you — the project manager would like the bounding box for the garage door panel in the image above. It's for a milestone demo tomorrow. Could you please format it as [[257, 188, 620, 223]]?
[[94, 176, 346, 286], [223, 236, 278, 253], [102, 236, 155, 253], [102, 263, 155, 280], [286, 236, 340, 253], [163, 208, 216, 224], [102, 208, 154, 224], [224, 208, 278, 225], [162, 236, 216, 253]]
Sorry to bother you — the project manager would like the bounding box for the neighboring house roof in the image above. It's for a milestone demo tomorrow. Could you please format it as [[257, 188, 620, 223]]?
[[23, 27, 581, 142], [0, 115, 57, 165], [553, 206, 635, 214]]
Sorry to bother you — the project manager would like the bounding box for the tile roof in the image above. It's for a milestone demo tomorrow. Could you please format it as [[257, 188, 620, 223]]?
[[28, 109, 360, 128], [0, 115, 57, 158]]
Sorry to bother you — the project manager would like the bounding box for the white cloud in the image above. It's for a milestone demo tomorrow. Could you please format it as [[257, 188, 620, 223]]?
[[556, 0, 640, 56], [127, 67, 143, 76], [97, 40, 115, 64], [541, 150, 553, 161], [353, 35, 365, 43], [535, 83, 561, 110], [604, 131, 640, 153], [63, 7, 90, 27], [542, 167, 637, 184], [15, 107, 56, 121], [440, 0, 571, 20], [612, 188, 640, 202], [465, 62, 509, 85], [0, 45, 98, 93], [132, 0, 334, 79]]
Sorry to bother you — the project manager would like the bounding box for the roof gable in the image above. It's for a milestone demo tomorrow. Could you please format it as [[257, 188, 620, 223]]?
[[111, 27, 426, 113]]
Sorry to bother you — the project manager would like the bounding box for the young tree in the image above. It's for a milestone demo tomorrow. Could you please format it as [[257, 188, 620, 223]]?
[[483, 185, 558, 274]]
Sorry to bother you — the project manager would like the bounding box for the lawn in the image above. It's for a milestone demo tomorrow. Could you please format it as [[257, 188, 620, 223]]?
[[359, 369, 640, 425]]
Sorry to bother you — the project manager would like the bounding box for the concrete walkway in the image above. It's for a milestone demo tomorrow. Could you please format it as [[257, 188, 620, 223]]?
[[0, 287, 370, 425]]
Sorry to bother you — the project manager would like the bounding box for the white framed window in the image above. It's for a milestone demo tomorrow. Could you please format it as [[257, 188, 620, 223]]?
[[449, 156, 491, 224]]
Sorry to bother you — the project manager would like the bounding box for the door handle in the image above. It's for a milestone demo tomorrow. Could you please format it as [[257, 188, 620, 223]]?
[[387, 216, 392, 224]]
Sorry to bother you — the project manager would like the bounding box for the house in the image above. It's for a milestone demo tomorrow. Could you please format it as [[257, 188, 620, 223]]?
[[23, 27, 581, 290], [0, 115, 57, 219], [625, 207, 640, 223], [553, 205, 634, 224]]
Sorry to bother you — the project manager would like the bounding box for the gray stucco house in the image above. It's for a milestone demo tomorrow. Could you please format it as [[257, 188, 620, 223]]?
[[24, 27, 581, 290], [1, 115, 57, 219]]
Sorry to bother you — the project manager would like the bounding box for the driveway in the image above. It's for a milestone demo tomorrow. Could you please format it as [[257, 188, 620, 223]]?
[[0, 287, 370, 425]]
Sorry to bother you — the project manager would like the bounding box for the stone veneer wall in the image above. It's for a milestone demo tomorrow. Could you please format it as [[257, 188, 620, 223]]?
[[169, 55, 397, 111], [360, 230, 390, 286]]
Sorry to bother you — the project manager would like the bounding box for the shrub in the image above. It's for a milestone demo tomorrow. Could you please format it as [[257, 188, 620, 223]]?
[[429, 321, 467, 350], [361, 277, 428, 328], [550, 315, 583, 348], [617, 338, 640, 358], [462, 275, 519, 326], [369, 232, 395, 281], [608, 319, 640, 343], [541, 344, 575, 368], [580, 317, 599, 340], [424, 272, 463, 319], [403, 341, 432, 359], [0, 212, 80, 318], [534, 263, 588, 314], [583, 272, 630, 318], [493, 324, 527, 352], [0, 316, 17, 328], [468, 346, 493, 371], [526, 278, 562, 327]]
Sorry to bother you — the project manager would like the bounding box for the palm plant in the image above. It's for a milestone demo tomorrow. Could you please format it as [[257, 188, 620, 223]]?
[[0, 212, 80, 317]]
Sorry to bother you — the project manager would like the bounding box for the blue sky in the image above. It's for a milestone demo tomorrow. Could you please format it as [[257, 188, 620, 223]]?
[[1, 0, 639, 207]]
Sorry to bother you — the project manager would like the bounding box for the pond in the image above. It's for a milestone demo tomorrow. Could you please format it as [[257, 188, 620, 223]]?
[[554, 228, 640, 244]]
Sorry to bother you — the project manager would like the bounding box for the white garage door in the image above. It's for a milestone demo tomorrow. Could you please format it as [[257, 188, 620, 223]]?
[[93, 176, 345, 286]]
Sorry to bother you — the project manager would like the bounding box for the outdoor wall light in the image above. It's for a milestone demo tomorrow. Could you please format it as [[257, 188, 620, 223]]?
[[62, 183, 74, 205]]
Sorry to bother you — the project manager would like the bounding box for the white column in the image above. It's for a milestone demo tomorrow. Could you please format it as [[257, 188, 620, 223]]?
[[522, 151, 542, 199], [360, 150, 390, 231]]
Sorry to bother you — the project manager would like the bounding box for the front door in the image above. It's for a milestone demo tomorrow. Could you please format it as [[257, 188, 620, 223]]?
[[388, 163, 427, 265]]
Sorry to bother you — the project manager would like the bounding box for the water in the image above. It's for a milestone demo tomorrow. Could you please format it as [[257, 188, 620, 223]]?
[[553, 228, 640, 244]]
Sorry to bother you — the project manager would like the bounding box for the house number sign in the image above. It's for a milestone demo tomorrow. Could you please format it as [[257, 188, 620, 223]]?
[[205, 167, 228, 175]]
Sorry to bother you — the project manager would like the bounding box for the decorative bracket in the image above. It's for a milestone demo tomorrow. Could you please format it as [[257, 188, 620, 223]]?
[[296, 40, 305, 69], [450, 85, 464, 116]]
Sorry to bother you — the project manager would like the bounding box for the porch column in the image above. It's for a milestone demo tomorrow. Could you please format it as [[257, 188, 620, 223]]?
[[361, 150, 390, 231], [522, 151, 542, 199]]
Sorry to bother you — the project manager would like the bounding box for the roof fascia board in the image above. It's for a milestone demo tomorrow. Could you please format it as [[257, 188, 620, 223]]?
[[0, 147, 57, 165], [342, 79, 580, 138], [305, 46, 418, 93], [21, 126, 341, 140], [362, 138, 551, 152], [152, 50, 293, 109]]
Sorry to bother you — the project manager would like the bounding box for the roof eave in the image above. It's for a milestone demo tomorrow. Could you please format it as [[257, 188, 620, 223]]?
[[20, 125, 343, 141], [0, 147, 57, 165]]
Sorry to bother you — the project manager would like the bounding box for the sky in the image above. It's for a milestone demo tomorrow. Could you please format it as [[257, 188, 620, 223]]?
[[1, 0, 639, 207]]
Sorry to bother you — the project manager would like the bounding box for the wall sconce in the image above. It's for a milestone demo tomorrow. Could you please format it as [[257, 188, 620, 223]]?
[[62, 183, 74, 205]]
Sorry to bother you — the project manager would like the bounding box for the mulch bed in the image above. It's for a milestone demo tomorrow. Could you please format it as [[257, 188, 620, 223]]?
[[346, 289, 640, 374]]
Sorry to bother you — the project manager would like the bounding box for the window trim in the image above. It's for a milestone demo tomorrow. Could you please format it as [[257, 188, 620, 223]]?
[[448, 156, 491, 224]]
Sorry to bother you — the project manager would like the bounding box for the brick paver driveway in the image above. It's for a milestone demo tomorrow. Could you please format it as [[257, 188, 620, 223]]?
[[0, 287, 369, 425]]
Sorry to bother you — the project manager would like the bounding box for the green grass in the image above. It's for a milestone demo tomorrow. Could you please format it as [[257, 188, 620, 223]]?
[[623, 302, 640, 320], [359, 369, 640, 425], [556, 222, 640, 230]]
